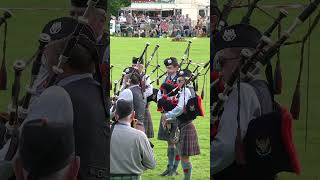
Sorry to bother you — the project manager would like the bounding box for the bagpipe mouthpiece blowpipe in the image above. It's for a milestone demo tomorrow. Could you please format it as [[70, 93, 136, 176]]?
[[0, 9, 12, 27], [240, 0, 261, 25]]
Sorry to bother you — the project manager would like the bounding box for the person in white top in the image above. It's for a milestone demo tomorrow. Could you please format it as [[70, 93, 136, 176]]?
[[211, 24, 271, 179]]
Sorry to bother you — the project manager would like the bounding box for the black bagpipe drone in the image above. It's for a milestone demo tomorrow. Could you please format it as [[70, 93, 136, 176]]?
[[0, 9, 13, 90], [211, 0, 320, 176]]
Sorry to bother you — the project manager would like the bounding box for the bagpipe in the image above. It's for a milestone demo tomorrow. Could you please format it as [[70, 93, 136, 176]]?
[[0, 9, 13, 90], [111, 42, 152, 101], [212, 0, 320, 176], [148, 40, 194, 103], [157, 61, 209, 121]]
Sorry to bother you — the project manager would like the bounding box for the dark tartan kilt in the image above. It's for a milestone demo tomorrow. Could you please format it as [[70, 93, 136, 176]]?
[[110, 175, 141, 180], [157, 117, 169, 141], [144, 107, 154, 138], [178, 122, 200, 156]]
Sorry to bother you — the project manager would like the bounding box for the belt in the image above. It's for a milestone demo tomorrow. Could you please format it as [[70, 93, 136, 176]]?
[[87, 166, 109, 178]]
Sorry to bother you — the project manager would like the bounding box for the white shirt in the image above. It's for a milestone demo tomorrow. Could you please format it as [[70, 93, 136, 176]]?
[[211, 83, 261, 174], [165, 87, 191, 119], [143, 75, 153, 98], [110, 89, 133, 119]]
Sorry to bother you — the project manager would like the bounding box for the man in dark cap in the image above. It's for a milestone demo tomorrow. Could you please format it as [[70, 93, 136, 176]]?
[[131, 57, 155, 138], [50, 33, 109, 179], [30, 0, 108, 104], [12, 86, 80, 180], [156, 57, 181, 176], [121, 67, 146, 132], [211, 24, 274, 179], [23, 19, 108, 179], [110, 99, 156, 179]]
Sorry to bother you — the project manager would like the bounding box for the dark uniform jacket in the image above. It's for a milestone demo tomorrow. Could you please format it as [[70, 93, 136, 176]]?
[[59, 74, 109, 180]]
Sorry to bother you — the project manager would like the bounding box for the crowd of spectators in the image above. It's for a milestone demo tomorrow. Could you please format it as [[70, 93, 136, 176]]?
[[112, 12, 210, 38]]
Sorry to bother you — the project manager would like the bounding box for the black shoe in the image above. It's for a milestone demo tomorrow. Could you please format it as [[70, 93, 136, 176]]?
[[159, 167, 171, 176], [166, 170, 179, 176]]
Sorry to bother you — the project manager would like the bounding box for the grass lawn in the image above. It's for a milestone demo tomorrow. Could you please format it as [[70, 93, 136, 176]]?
[[110, 37, 210, 179]]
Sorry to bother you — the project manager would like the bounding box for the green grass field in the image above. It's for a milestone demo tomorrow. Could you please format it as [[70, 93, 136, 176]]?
[[110, 37, 210, 179]]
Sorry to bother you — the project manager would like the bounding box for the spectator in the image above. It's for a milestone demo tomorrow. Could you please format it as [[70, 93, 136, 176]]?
[[110, 99, 156, 179]]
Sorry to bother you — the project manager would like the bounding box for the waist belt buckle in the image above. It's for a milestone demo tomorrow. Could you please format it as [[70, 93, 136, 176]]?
[[88, 166, 108, 179]]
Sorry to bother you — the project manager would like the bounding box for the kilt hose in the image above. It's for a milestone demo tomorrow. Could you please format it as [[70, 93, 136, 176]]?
[[178, 122, 200, 156], [144, 106, 154, 138]]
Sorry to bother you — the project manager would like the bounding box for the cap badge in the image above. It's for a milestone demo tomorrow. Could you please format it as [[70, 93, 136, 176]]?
[[168, 59, 172, 64], [190, 104, 195, 111], [50, 22, 62, 34], [222, 29, 236, 42], [255, 137, 272, 156]]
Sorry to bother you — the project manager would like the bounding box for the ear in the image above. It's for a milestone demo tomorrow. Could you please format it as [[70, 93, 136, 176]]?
[[211, 15, 219, 26], [13, 157, 25, 180], [131, 111, 136, 119], [115, 114, 119, 121], [65, 156, 80, 180]]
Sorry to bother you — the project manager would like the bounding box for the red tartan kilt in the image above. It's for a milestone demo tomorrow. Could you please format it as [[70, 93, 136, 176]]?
[[179, 122, 200, 156]]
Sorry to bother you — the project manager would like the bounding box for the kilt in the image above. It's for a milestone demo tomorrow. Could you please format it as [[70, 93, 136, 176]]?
[[157, 117, 171, 141], [144, 107, 154, 138], [110, 175, 141, 180], [178, 122, 200, 156]]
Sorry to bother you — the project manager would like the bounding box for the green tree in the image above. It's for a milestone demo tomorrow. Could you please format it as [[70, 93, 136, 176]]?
[[109, 0, 131, 16]]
